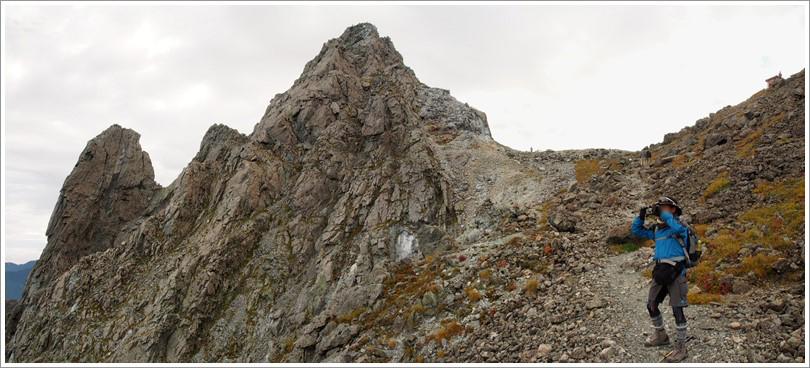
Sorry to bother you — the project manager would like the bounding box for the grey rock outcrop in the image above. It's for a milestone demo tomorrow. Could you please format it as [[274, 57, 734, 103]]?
[[6, 23, 537, 363]]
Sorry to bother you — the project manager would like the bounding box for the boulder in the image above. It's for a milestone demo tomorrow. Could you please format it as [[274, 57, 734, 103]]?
[[547, 212, 577, 233], [771, 258, 790, 274], [605, 224, 638, 245], [704, 133, 729, 149]]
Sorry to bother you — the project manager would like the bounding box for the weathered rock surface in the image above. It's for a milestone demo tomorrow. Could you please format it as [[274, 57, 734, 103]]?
[[6, 23, 536, 363]]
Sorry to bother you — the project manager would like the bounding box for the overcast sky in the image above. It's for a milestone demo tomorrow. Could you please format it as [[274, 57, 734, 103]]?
[[2, 4, 807, 263]]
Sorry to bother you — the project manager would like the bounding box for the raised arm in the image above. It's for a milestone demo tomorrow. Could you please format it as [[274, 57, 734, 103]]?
[[631, 215, 654, 239]]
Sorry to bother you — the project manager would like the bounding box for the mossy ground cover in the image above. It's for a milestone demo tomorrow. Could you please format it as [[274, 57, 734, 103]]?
[[689, 177, 804, 297]]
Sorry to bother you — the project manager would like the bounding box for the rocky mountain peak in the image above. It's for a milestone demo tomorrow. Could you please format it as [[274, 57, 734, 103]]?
[[299, 22, 410, 82], [193, 124, 247, 163], [25, 124, 160, 297], [339, 22, 380, 44]]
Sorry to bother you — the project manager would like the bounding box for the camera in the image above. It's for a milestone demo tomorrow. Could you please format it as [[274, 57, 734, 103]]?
[[645, 204, 662, 217]]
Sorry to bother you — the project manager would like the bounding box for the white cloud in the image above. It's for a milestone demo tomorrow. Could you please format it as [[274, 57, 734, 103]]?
[[2, 4, 807, 263], [128, 21, 185, 58]]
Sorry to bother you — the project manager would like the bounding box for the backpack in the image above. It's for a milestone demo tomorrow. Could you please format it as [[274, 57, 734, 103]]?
[[674, 219, 702, 268]]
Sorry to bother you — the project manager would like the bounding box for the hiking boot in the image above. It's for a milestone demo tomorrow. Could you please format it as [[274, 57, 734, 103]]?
[[665, 340, 688, 362], [644, 329, 670, 347]]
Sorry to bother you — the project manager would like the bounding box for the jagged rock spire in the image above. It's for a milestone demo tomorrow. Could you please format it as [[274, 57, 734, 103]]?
[[26, 124, 160, 296]]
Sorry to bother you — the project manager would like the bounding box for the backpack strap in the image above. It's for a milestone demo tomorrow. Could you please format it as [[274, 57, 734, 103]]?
[[674, 237, 691, 267]]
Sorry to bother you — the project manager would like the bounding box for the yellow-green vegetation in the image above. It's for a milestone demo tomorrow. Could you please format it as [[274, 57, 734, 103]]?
[[271, 336, 296, 362], [464, 286, 481, 302], [402, 304, 427, 329], [671, 154, 686, 168], [610, 242, 641, 254], [336, 307, 368, 324], [522, 278, 538, 295], [640, 269, 652, 278], [535, 200, 554, 233], [688, 292, 725, 305], [575, 160, 600, 182], [574, 159, 620, 183], [348, 255, 457, 362], [740, 254, 781, 277], [741, 177, 805, 248], [504, 236, 524, 247], [737, 113, 783, 158], [690, 177, 804, 294], [693, 224, 709, 237], [703, 173, 731, 200], [371, 257, 444, 329], [430, 320, 464, 342], [479, 269, 491, 280]]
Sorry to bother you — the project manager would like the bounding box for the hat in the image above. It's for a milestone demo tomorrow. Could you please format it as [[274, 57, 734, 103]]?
[[656, 196, 682, 216]]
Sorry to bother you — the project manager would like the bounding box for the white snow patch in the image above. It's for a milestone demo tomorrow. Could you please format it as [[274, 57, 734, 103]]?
[[396, 230, 416, 260]]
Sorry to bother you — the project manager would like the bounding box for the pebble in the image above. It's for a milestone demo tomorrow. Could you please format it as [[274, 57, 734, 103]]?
[[601, 339, 616, 348], [536, 344, 552, 357], [598, 346, 614, 360], [729, 322, 742, 329]]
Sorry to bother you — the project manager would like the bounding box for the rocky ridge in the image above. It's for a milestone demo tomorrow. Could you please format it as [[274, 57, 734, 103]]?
[[5, 23, 805, 363]]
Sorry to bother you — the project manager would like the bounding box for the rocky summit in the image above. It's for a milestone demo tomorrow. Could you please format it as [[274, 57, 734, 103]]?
[[5, 23, 805, 363]]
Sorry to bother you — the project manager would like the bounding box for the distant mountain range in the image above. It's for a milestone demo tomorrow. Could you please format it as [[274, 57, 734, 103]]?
[[5, 261, 36, 300]]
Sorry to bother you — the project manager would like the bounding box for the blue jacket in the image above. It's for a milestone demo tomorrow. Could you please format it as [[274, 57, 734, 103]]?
[[631, 211, 689, 274]]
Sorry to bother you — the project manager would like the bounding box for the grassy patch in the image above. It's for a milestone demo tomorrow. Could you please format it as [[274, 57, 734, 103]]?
[[693, 224, 710, 237], [671, 154, 687, 168], [690, 177, 804, 294], [430, 320, 464, 342], [688, 292, 725, 305], [522, 278, 538, 295], [505, 236, 525, 247], [738, 177, 805, 250], [736, 113, 783, 158], [693, 265, 732, 294], [575, 159, 601, 182], [335, 307, 367, 324], [464, 286, 481, 302], [479, 269, 491, 280], [611, 242, 641, 254], [703, 173, 731, 200], [574, 159, 620, 183], [739, 254, 781, 277]]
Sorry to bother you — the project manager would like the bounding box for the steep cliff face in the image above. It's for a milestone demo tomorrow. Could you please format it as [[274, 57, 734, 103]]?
[[30, 125, 160, 295], [6, 23, 548, 363], [6, 125, 160, 342]]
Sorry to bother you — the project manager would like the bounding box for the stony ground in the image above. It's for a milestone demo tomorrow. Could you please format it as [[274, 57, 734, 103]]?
[[570, 244, 805, 364], [350, 154, 804, 364]]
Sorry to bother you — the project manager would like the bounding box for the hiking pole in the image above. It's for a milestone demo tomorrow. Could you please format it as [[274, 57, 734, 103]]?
[[658, 350, 673, 363]]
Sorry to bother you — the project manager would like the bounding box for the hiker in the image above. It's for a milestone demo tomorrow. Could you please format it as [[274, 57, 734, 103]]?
[[640, 150, 652, 166], [631, 197, 689, 362]]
